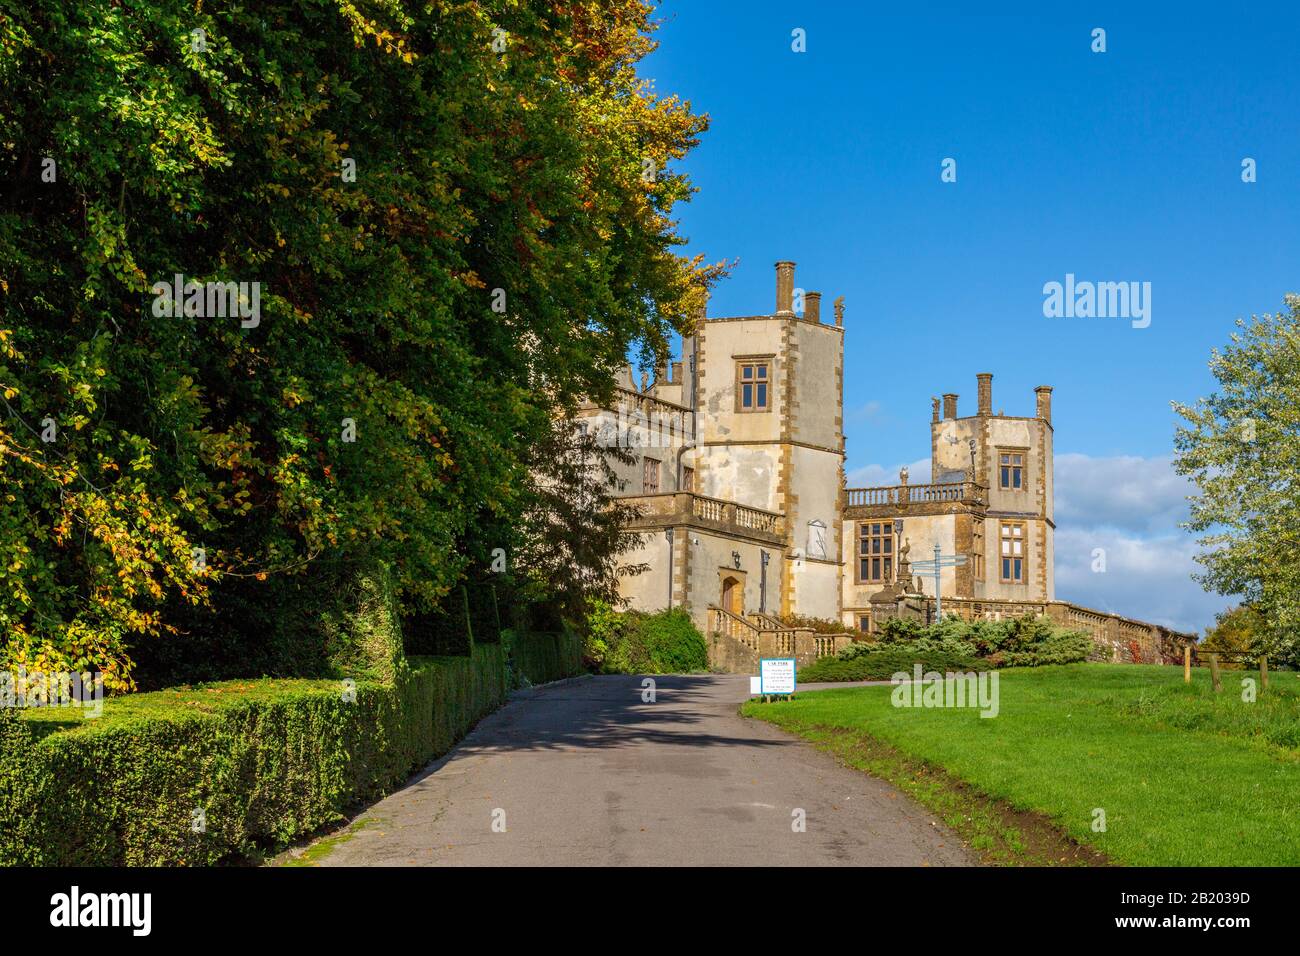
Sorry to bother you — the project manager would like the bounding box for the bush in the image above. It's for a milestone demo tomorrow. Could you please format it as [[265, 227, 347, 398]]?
[[807, 614, 1091, 681], [582, 603, 708, 674], [0, 646, 506, 866], [799, 647, 988, 683], [635, 610, 710, 673], [1001, 629, 1093, 667]]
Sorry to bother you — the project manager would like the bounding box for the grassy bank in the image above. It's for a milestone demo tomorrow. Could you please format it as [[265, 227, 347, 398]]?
[[744, 663, 1300, 866]]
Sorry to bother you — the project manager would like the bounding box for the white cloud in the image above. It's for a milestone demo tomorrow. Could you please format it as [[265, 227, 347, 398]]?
[[1055, 452, 1192, 534], [1052, 454, 1231, 634], [1053, 526, 1226, 634]]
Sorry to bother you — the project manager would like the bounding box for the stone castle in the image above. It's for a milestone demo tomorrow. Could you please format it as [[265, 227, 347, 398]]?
[[576, 261, 1190, 670]]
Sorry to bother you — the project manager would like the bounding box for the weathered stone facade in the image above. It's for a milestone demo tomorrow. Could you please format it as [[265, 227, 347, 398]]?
[[579, 260, 1190, 668]]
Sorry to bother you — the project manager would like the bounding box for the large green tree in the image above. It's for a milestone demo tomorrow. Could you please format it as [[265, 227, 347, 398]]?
[[1172, 295, 1300, 665], [0, 0, 721, 687]]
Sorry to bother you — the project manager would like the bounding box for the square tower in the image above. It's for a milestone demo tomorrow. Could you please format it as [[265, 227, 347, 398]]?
[[686, 262, 846, 620], [929, 375, 1055, 602]]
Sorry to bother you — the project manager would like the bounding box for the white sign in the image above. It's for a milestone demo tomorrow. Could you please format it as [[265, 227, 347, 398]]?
[[760, 658, 796, 695]]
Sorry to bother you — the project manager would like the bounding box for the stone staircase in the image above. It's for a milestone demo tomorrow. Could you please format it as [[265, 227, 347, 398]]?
[[705, 606, 851, 674]]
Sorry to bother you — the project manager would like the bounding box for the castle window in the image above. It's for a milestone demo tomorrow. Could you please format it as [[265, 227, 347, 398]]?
[[736, 360, 770, 412], [681, 466, 695, 493], [643, 457, 660, 494], [1000, 521, 1025, 583], [999, 450, 1025, 490], [972, 520, 985, 581], [857, 521, 893, 583]]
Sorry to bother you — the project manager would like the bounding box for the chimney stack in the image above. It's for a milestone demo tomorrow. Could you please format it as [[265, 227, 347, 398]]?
[[775, 261, 795, 314], [943, 393, 959, 420], [805, 291, 822, 323], [977, 373, 993, 416], [1035, 385, 1053, 423]]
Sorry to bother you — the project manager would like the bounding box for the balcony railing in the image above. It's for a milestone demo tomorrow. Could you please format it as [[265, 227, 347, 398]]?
[[622, 492, 785, 540], [846, 480, 985, 508]]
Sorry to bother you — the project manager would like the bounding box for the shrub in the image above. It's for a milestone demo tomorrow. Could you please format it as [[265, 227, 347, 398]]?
[[634, 609, 709, 673], [877, 617, 926, 644], [581, 599, 624, 672], [996, 628, 1092, 667], [813, 614, 1091, 680], [582, 603, 708, 674], [799, 647, 988, 683]]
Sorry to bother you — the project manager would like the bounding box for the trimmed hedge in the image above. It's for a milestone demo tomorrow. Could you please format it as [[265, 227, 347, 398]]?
[[506, 628, 583, 687], [0, 645, 505, 866]]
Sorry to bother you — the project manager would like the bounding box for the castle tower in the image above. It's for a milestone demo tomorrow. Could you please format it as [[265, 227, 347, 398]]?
[[689, 262, 845, 620], [929, 374, 1055, 601]]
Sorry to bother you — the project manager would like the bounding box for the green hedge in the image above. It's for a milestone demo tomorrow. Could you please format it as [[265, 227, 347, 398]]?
[[0, 645, 505, 866], [506, 628, 584, 686]]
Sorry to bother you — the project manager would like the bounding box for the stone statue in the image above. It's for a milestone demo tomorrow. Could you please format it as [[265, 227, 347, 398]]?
[[899, 465, 909, 485]]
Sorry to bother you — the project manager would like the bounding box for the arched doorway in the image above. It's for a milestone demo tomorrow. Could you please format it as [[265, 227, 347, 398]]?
[[720, 576, 743, 616]]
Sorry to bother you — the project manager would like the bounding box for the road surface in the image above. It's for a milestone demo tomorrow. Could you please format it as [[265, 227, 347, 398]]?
[[304, 674, 975, 866]]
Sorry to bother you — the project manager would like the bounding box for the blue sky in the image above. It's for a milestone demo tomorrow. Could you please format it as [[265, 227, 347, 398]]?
[[642, 1, 1300, 633]]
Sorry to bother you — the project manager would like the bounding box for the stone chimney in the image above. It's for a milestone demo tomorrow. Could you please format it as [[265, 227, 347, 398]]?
[[671, 361, 682, 383], [1035, 385, 1053, 423], [943, 393, 959, 420], [805, 291, 822, 323], [775, 261, 795, 314], [931, 397, 940, 423], [977, 373, 993, 416]]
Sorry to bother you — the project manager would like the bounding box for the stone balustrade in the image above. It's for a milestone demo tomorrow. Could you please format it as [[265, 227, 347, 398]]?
[[845, 480, 985, 514], [622, 492, 786, 545]]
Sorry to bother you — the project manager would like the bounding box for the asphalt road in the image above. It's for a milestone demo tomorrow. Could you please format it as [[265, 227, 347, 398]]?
[[308, 674, 975, 866]]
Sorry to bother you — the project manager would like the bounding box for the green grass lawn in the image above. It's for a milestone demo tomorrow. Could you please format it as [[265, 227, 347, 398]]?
[[743, 663, 1300, 866]]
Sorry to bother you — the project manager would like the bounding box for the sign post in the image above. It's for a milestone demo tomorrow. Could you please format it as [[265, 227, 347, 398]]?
[[910, 544, 968, 620], [757, 657, 796, 701]]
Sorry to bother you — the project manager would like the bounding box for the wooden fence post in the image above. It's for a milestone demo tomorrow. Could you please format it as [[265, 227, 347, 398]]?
[[1260, 655, 1269, 691], [1183, 645, 1191, 684], [1209, 653, 1221, 692]]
